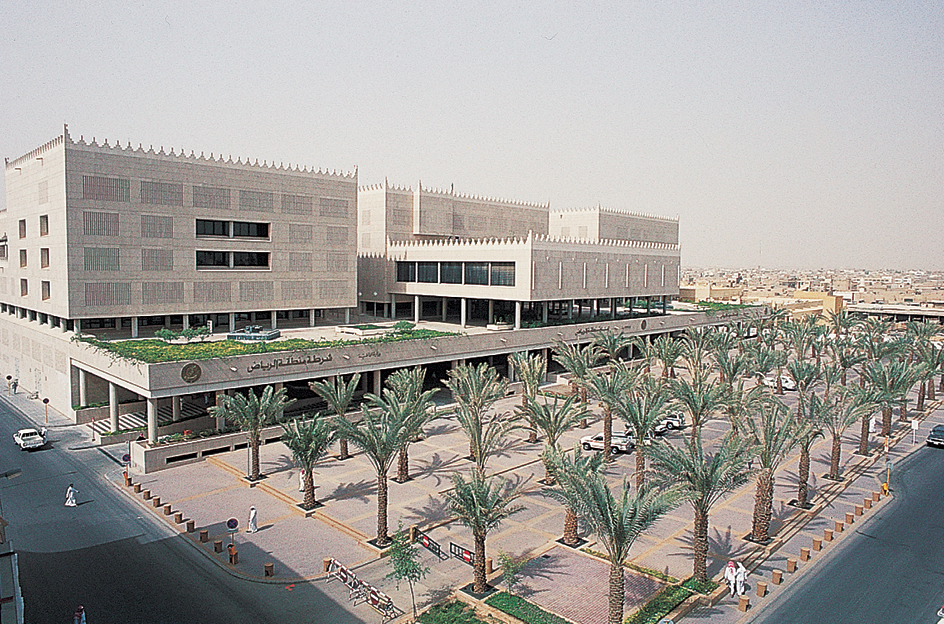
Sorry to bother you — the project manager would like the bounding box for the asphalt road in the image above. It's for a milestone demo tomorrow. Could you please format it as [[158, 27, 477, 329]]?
[[749, 443, 944, 624], [0, 398, 367, 624]]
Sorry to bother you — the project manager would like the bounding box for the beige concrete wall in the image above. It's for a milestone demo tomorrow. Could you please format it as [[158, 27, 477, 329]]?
[[549, 207, 679, 245], [0, 311, 77, 414], [414, 185, 548, 239]]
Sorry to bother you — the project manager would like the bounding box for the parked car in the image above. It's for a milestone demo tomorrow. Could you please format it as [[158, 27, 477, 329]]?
[[762, 375, 797, 391], [926, 424, 944, 448], [660, 412, 686, 430], [13, 428, 45, 450], [580, 431, 635, 454]]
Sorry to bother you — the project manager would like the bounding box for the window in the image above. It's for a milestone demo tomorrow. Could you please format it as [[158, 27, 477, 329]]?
[[417, 262, 438, 283], [82, 175, 130, 202], [141, 215, 173, 238], [141, 181, 183, 206], [19, 249, 27, 268], [232, 252, 269, 268], [196, 251, 228, 267], [396, 262, 416, 282], [82, 211, 120, 236], [239, 190, 273, 211], [233, 221, 269, 238], [490, 262, 515, 286], [84, 248, 120, 271], [319, 197, 349, 216], [41, 281, 50, 301], [196, 219, 229, 237], [193, 185, 230, 210], [18, 220, 26, 239], [441, 262, 462, 284], [39, 215, 49, 236], [41, 248, 49, 268], [465, 262, 488, 285], [20, 279, 27, 297]]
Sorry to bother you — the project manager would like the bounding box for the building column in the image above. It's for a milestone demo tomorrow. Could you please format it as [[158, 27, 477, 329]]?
[[373, 370, 382, 393], [646, 297, 652, 314], [390, 295, 397, 320], [131, 317, 139, 339], [508, 355, 517, 382], [147, 398, 158, 444], [74, 319, 82, 335], [109, 382, 119, 433], [309, 309, 316, 327], [359, 373, 368, 391], [182, 315, 190, 330], [61, 317, 68, 333], [442, 298, 448, 322], [542, 302, 548, 324], [229, 313, 237, 331], [344, 308, 351, 324], [172, 396, 182, 422], [662, 296, 668, 313], [413, 296, 420, 323], [215, 390, 226, 430], [610, 297, 616, 319], [78, 369, 88, 407], [488, 300, 494, 324], [271, 312, 278, 330], [568, 301, 574, 320], [460, 298, 467, 328], [515, 301, 522, 330]]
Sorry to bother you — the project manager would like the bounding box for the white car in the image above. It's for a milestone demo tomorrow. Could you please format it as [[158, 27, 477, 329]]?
[[13, 428, 45, 450], [762, 375, 797, 391], [660, 412, 686, 431], [580, 431, 635, 454]]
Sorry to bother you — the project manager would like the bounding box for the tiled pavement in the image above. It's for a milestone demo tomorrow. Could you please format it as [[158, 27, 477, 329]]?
[[5, 378, 943, 624]]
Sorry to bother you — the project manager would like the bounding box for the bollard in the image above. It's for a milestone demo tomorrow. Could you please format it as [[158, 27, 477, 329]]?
[[812, 538, 822, 552], [152, 496, 162, 508], [824, 528, 833, 542], [323, 558, 332, 573], [787, 558, 797, 573], [133, 483, 142, 493], [124, 473, 132, 487], [738, 595, 750, 612], [771, 569, 783, 585], [142, 489, 151, 500], [186, 520, 195, 533], [264, 563, 274, 577], [174, 512, 183, 524], [845, 512, 854, 524], [228, 546, 238, 565], [200, 530, 209, 543], [864, 498, 872, 510], [835, 520, 844, 533], [800, 547, 811, 562], [214, 540, 223, 553], [756, 581, 767, 598], [485, 558, 493, 575], [872, 491, 880, 502], [409, 525, 418, 543], [854, 504, 864, 516], [163, 504, 172, 516]]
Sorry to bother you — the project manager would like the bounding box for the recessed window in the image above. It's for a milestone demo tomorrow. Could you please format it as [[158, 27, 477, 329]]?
[[232, 221, 269, 238], [196, 219, 229, 237], [20, 279, 27, 297], [417, 262, 438, 283], [41, 281, 50, 301], [19, 249, 27, 268], [232, 252, 269, 268], [464, 262, 489, 285], [196, 251, 229, 267], [18, 220, 26, 239], [396, 261, 416, 282], [39, 215, 49, 236], [441, 262, 462, 284], [41, 248, 49, 268], [490, 262, 515, 286]]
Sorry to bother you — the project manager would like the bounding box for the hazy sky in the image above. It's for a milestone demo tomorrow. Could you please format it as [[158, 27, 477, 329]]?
[[2, 1, 941, 270]]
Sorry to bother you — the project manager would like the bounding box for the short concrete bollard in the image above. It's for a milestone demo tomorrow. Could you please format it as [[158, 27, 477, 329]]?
[[485, 558, 493, 575], [800, 547, 811, 562], [756, 581, 767, 598], [812, 538, 822, 552], [200, 530, 209, 543], [214, 540, 223, 553], [264, 563, 274, 577], [228, 546, 238, 565], [174, 512, 184, 524], [163, 504, 172, 516], [824, 528, 833, 541], [864, 498, 872, 509], [142, 489, 151, 500], [186, 519, 194, 532], [152, 497, 162, 508], [787, 558, 797, 573], [845, 512, 855, 524], [835, 520, 844, 533], [323, 558, 332, 573], [124, 473, 132, 487], [738, 595, 750, 612], [855, 504, 864, 516], [872, 491, 881, 502], [133, 483, 142, 493], [771, 569, 783, 585], [409, 525, 418, 543]]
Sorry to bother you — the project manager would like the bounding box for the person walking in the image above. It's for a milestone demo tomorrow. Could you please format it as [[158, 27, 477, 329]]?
[[40, 427, 48, 444], [73, 605, 86, 624], [735, 561, 748, 596], [10, 379, 17, 395], [247, 506, 257, 533], [64, 483, 78, 507], [724, 561, 737, 597]]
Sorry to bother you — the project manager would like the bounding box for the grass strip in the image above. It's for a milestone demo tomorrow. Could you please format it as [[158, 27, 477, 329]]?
[[484, 592, 569, 624]]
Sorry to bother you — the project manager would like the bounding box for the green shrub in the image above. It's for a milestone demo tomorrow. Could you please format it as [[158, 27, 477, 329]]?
[[624, 585, 692, 624], [579, 548, 678, 583], [681, 577, 719, 595], [417, 600, 490, 624], [484, 592, 568, 624]]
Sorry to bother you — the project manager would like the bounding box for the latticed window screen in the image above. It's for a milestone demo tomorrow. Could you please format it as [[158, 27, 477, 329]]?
[[82, 175, 130, 202], [239, 281, 274, 301], [288, 252, 312, 271], [464, 262, 488, 285], [490, 262, 515, 286], [281, 280, 312, 300], [319, 279, 348, 298], [82, 211, 120, 236], [326, 226, 348, 245], [142, 282, 184, 304], [141, 214, 174, 238], [319, 197, 349, 216], [84, 248, 120, 271], [141, 181, 183, 206], [289, 225, 313, 243], [193, 186, 231, 210], [325, 253, 348, 271], [141, 248, 174, 271], [239, 190, 274, 211], [282, 194, 313, 215], [193, 282, 231, 303], [84, 282, 131, 306]]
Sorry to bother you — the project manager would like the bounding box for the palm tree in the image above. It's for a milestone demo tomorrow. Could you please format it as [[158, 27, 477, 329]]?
[[825, 308, 858, 340], [862, 360, 918, 435], [822, 388, 875, 480], [630, 335, 657, 374], [652, 334, 683, 379], [552, 339, 603, 403], [509, 351, 548, 443], [445, 471, 524, 594], [615, 374, 672, 488], [671, 376, 729, 445], [715, 349, 750, 390], [281, 413, 336, 508], [542, 444, 605, 546], [444, 362, 520, 476], [543, 450, 678, 624], [649, 433, 757, 583], [335, 401, 405, 546], [592, 328, 631, 364], [383, 368, 437, 483], [792, 394, 825, 508], [853, 385, 883, 456], [310, 374, 361, 461], [209, 385, 295, 481], [583, 365, 634, 462], [829, 338, 864, 387], [680, 326, 716, 383], [518, 395, 587, 482]]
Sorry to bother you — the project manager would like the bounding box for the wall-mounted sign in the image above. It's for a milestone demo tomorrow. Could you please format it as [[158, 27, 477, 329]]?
[[181, 363, 202, 383]]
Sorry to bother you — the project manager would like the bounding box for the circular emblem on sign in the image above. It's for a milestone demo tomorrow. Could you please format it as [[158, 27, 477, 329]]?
[[181, 363, 202, 384], [226, 518, 239, 531]]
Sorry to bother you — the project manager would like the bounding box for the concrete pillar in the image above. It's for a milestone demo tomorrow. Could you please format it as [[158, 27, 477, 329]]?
[[130, 317, 139, 339], [109, 382, 119, 433], [183, 315, 190, 330], [383, 302, 389, 319], [147, 398, 158, 444], [373, 370, 382, 393], [309, 309, 317, 327], [488, 300, 494, 324], [271, 313, 278, 330], [74, 319, 82, 335], [662, 296, 668, 313], [61, 317, 68, 333], [441, 298, 448, 321], [542, 302, 548, 324], [229, 313, 236, 331], [78, 369, 88, 407], [460, 298, 467, 328], [360, 374, 368, 391], [414, 296, 420, 323], [215, 390, 226, 430], [344, 308, 351, 324], [172, 396, 182, 422], [515, 301, 522, 330], [390, 295, 397, 320], [250, 312, 257, 323]]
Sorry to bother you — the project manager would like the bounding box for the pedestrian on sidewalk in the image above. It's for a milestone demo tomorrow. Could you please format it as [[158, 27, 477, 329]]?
[[10, 379, 17, 395], [73, 605, 86, 624], [724, 561, 737, 597], [735, 561, 748, 596], [64, 483, 78, 507], [247, 506, 257, 533], [40, 427, 48, 443]]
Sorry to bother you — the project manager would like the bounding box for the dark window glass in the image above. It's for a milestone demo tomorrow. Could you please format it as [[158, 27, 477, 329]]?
[[441, 262, 462, 284], [417, 262, 438, 283], [490, 262, 515, 286], [233, 222, 269, 238], [232, 252, 269, 267], [196, 219, 229, 237], [196, 251, 228, 267], [465, 262, 488, 285], [396, 262, 416, 282]]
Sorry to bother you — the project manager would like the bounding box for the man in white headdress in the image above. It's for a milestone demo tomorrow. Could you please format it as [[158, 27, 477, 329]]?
[[64, 483, 78, 507], [735, 561, 748, 596], [724, 561, 737, 597], [248, 506, 258, 533]]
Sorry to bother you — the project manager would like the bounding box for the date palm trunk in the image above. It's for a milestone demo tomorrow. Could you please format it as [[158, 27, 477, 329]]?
[[693, 509, 709, 583], [797, 447, 810, 507], [473, 532, 487, 593], [881, 406, 892, 436], [303, 468, 316, 508], [608, 562, 624, 624], [376, 473, 389, 546], [635, 445, 646, 490], [829, 434, 842, 480], [899, 399, 908, 422], [603, 406, 612, 462], [562, 508, 579, 546], [338, 437, 350, 460], [858, 414, 870, 455], [250, 435, 261, 481], [397, 447, 409, 482], [928, 378, 936, 401], [751, 469, 774, 542], [917, 382, 925, 412]]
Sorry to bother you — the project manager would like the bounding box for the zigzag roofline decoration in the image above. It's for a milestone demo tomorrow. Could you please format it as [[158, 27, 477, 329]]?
[[358, 178, 413, 193], [6, 125, 356, 179], [385, 230, 679, 251], [416, 180, 549, 210], [551, 205, 678, 222]]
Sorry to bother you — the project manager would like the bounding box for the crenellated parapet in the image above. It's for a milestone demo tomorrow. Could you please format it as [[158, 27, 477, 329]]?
[[5, 126, 67, 170], [417, 181, 549, 211], [533, 232, 679, 250], [385, 231, 678, 252], [551, 205, 678, 223]]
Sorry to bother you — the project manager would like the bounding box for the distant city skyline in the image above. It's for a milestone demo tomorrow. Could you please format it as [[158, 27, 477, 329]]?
[[2, 2, 941, 270]]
